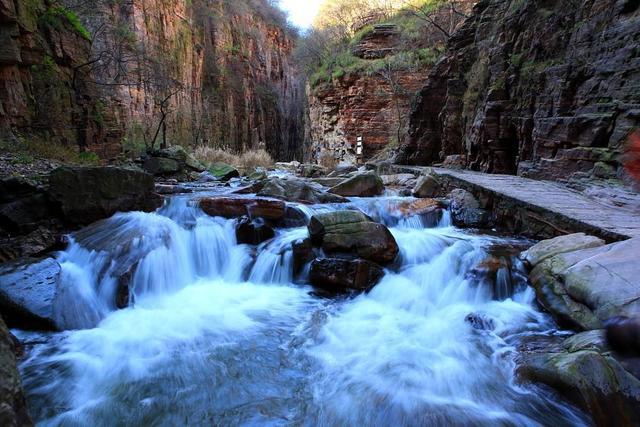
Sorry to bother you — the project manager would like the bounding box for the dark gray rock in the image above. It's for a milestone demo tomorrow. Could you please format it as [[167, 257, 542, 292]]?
[[258, 177, 347, 204], [309, 257, 384, 293], [235, 216, 275, 245], [0, 317, 32, 427]]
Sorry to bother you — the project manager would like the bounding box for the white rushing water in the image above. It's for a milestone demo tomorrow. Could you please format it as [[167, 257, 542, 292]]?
[[16, 195, 588, 426]]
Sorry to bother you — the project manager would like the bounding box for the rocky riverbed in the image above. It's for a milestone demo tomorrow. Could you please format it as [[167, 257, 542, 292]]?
[[1, 162, 639, 426]]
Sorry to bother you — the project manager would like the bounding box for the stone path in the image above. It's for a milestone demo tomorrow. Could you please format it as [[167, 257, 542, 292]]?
[[393, 165, 640, 241]]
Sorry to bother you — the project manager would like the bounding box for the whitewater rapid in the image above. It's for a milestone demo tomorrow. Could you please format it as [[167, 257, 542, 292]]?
[[15, 194, 588, 426]]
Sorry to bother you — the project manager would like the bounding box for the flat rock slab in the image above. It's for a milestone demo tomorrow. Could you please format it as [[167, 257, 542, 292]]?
[[394, 166, 640, 241]]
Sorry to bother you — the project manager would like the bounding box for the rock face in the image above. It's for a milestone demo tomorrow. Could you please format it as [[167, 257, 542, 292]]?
[[0, 316, 31, 427], [329, 172, 384, 197], [309, 258, 384, 293], [398, 0, 640, 183], [529, 237, 640, 331], [48, 166, 162, 226], [308, 210, 399, 264], [0, 0, 305, 161]]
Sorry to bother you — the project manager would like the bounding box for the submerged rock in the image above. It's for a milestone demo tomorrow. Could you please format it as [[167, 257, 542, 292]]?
[[309, 257, 384, 293], [308, 210, 399, 264], [0, 317, 32, 427], [258, 177, 346, 204], [0, 257, 60, 330], [530, 237, 640, 331], [48, 166, 162, 226], [329, 172, 384, 197]]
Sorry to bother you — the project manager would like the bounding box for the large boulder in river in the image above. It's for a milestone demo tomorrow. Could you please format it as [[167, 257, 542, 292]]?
[[0, 257, 60, 329], [200, 197, 285, 220], [308, 210, 399, 264], [529, 237, 640, 331], [235, 217, 275, 245], [0, 317, 31, 427], [143, 145, 206, 176], [517, 331, 640, 426], [258, 177, 346, 204], [329, 171, 384, 197], [310, 258, 384, 293], [447, 189, 491, 228], [520, 233, 605, 267], [48, 166, 162, 226], [412, 172, 440, 198]]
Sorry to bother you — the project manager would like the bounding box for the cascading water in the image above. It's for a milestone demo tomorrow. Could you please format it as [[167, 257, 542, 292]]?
[[15, 192, 589, 426]]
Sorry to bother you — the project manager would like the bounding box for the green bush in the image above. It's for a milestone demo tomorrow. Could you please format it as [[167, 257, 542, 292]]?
[[40, 6, 91, 41]]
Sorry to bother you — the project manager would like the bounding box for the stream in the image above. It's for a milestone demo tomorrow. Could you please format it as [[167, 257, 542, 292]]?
[[14, 188, 589, 426]]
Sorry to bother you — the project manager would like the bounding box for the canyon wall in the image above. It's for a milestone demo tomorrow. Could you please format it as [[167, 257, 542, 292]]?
[[397, 0, 640, 182], [0, 0, 305, 161]]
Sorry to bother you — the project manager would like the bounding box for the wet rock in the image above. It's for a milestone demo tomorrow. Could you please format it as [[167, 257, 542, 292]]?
[[308, 210, 399, 264], [329, 171, 384, 197], [292, 238, 315, 276], [0, 316, 32, 427], [258, 177, 347, 204], [208, 163, 240, 181], [235, 216, 275, 245], [465, 312, 496, 331], [388, 198, 443, 219], [0, 227, 61, 264], [517, 332, 640, 427], [48, 166, 162, 226], [412, 172, 440, 198], [0, 257, 60, 330], [381, 174, 416, 187], [520, 233, 605, 267], [530, 237, 640, 331], [310, 177, 345, 188], [309, 257, 384, 293], [199, 197, 285, 220], [154, 183, 193, 195], [448, 189, 491, 228], [605, 316, 640, 357], [279, 205, 308, 228]]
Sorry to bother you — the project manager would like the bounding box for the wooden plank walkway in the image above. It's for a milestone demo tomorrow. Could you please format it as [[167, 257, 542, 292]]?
[[393, 165, 640, 241]]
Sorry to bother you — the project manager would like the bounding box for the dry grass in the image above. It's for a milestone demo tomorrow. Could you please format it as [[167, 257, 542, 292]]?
[[193, 146, 275, 171]]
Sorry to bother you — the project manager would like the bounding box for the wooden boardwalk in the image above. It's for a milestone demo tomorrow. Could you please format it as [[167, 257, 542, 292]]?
[[394, 166, 640, 241]]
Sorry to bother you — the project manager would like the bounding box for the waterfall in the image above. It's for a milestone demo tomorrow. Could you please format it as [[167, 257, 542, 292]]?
[[16, 194, 588, 426]]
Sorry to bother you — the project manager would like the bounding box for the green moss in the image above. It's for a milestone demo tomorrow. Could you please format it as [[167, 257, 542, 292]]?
[[40, 6, 91, 41]]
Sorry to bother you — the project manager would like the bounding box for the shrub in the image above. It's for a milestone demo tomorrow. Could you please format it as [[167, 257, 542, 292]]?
[[193, 146, 274, 172]]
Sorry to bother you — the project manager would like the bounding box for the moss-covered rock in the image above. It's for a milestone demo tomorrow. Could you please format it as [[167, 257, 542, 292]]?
[[208, 163, 240, 181]]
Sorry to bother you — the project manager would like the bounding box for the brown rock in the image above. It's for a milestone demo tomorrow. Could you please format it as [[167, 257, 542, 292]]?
[[199, 197, 285, 220], [309, 257, 385, 293]]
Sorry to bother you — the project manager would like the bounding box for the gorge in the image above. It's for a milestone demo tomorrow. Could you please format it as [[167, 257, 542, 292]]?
[[1, 0, 640, 426]]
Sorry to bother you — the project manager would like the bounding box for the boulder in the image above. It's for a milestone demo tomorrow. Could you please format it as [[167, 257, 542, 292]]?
[[381, 174, 416, 187], [143, 157, 181, 176], [274, 161, 300, 172], [520, 233, 605, 267], [0, 317, 31, 427], [605, 316, 640, 357], [308, 210, 399, 264], [0, 177, 51, 233], [235, 217, 275, 245], [199, 197, 285, 220], [48, 166, 162, 226], [517, 332, 640, 426], [530, 238, 640, 331], [298, 163, 328, 178], [329, 171, 384, 197], [412, 173, 440, 198], [208, 163, 240, 181], [448, 189, 492, 228], [309, 258, 384, 293], [257, 177, 347, 204], [310, 177, 345, 188], [0, 257, 60, 329]]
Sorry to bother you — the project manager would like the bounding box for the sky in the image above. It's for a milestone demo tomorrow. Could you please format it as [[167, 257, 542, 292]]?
[[278, 0, 322, 30]]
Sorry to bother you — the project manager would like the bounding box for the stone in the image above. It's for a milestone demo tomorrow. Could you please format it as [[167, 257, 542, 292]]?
[[308, 210, 399, 264], [0, 257, 60, 329], [465, 312, 496, 331], [298, 163, 327, 178], [517, 336, 640, 426], [143, 157, 181, 176], [412, 173, 440, 198], [530, 238, 640, 331], [329, 172, 385, 197], [292, 238, 315, 276], [0, 316, 31, 427], [605, 316, 640, 357], [48, 166, 162, 226], [235, 216, 275, 245], [309, 257, 384, 293], [258, 177, 347, 204], [0, 177, 50, 232], [448, 188, 491, 228], [208, 163, 240, 181], [199, 197, 285, 220], [380, 174, 416, 186], [520, 233, 605, 267]]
